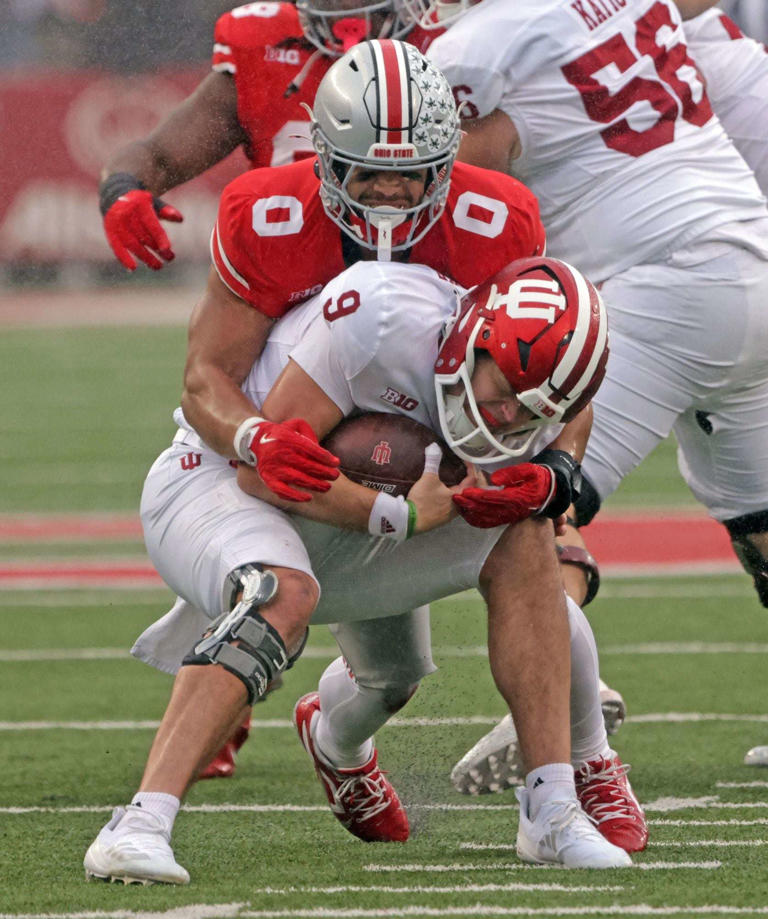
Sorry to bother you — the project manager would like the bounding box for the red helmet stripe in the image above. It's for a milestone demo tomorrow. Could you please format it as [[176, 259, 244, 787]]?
[[372, 39, 408, 145]]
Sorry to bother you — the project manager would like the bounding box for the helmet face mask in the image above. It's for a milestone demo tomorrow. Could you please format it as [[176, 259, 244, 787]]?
[[435, 257, 610, 465], [308, 39, 460, 258], [296, 0, 412, 55]]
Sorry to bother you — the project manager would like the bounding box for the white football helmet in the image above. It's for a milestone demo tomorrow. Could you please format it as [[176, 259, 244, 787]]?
[[307, 39, 460, 258], [435, 257, 609, 464], [297, 0, 413, 55], [396, 0, 481, 30]]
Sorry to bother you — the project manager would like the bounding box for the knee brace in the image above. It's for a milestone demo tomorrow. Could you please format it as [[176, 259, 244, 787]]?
[[572, 474, 602, 527], [182, 564, 306, 703], [723, 510, 768, 608]]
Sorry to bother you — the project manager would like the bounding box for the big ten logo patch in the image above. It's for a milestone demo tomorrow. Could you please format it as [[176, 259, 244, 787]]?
[[265, 46, 301, 65], [380, 387, 418, 411], [180, 452, 202, 471], [371, 441, 392, 466]]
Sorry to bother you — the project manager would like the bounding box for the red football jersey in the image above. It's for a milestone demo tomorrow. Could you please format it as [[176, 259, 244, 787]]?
[[211, 158, 546, 317], [212, 2, 438, 169]]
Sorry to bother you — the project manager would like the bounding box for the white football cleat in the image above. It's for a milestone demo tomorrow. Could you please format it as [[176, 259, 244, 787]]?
[[451, 683, 627, 797], [515, 788, 632, 869], [450, 713, 523, 795], [599, 679, 626, 736], [84, 805, 190, 885], [744, 745, 768, 766]]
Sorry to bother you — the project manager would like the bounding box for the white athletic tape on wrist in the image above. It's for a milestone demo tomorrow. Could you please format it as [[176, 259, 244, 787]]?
[[368, 492, 409, 542], [234, 415, 266, 465], [423, 442, 442, 476]]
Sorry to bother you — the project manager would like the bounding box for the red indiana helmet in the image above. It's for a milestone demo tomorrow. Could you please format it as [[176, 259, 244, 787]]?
[[435, 257, 609, 464]]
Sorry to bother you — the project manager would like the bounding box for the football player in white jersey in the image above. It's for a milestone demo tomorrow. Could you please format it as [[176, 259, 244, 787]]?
[[415, 0, 768, 791], [684, 7, 768, 770], [83, 255, 647, 883], [684, 8, 768, 194]]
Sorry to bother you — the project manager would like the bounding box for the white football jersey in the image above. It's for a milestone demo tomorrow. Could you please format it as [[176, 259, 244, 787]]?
[[428, 0, 767, 282], [243, 260, 562, 464], [684, 8, 768, 194]]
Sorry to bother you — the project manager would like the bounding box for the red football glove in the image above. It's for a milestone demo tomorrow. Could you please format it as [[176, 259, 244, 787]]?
[[245, 418, 340, 503], [452, 463, 555, 529], [102, 183, 183, 271]]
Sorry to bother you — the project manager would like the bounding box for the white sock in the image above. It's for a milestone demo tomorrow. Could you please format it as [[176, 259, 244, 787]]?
[[526, 762, 577, 819], [314, 657, 386, 768], [130, 791, 181, 828], [566, 595, 612, 764]]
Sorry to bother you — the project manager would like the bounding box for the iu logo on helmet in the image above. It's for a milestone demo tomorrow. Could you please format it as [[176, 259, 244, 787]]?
[[490, 279, 567, 324], [180, 452, 202, 471], [371, 441, 392, 466]]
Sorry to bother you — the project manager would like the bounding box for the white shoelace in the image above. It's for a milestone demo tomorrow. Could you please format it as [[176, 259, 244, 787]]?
[[330, 770, 391, 822], [577, 759, 637, 823]]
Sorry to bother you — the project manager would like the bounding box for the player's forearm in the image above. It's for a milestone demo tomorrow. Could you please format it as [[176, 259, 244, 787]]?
[[238, 464, 377, 529], [101, 139, 179, 195], [545, 404, 593, 463], [181, 368, 260, 458], [101, 72, 245, 195]]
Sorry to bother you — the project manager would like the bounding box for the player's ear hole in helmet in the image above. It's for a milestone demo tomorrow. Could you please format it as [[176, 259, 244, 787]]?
[[305, 39, 461, 258], [296, 0, 414, 56], [435, 257, 610, 464]]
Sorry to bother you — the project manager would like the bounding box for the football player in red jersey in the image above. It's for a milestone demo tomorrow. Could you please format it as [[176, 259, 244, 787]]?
[[99, 1, 440, 271], [136, 38, 546, 787]]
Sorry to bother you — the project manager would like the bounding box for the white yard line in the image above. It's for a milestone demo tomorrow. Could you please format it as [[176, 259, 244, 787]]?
[[2, 713, 767, 731], [4, 796, 763, 816], [649, 820, 768, 827], [6, 905, 768, 919], [3, 642, 768, 662], [251, 884, 624, 894], [462, 840, 768, 850], [362, 862, 721, 873], [716, 782, 768, 789]]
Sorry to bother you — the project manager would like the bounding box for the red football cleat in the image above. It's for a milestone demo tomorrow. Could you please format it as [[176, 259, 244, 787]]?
[[575, 753, 648, 852], [293, 692, 409, 842], [199, 714, 252, 780]]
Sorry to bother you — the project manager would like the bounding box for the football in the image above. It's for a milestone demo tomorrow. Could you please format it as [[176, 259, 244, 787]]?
[[322, 412, 466, 497]]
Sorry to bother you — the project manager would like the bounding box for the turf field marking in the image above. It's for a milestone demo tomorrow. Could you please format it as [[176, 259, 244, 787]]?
[[363, 862, 721, 872], [0, 582, 754, 605], [2, 713, 768, 731], [716, 782, 768, 789], [649, 819, 768, 826], [238, 908, 768, 917], [7, 799, 758, 816], [601, 642, 768, 655], [5, 643, 768, 661], [9, 905, 768, 919], [254, 883, 625, 893], [462, 840, 768, 851], [650, 840, 768, 847]]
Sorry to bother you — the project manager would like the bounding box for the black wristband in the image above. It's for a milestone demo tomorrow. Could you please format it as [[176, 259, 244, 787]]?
[[98, 172, 146, 216], [532, 448, 582, 519]]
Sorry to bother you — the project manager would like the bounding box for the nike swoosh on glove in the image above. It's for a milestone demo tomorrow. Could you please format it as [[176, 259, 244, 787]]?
[[246, 418, 340, 503]]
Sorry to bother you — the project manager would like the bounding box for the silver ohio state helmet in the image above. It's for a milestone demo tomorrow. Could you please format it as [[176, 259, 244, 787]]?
[[296, 0, 413, 56], [307, 39, 460, 257]]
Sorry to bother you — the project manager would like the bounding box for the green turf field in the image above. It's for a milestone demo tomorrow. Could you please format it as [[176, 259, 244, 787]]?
[[2, 324, 767, 918]]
